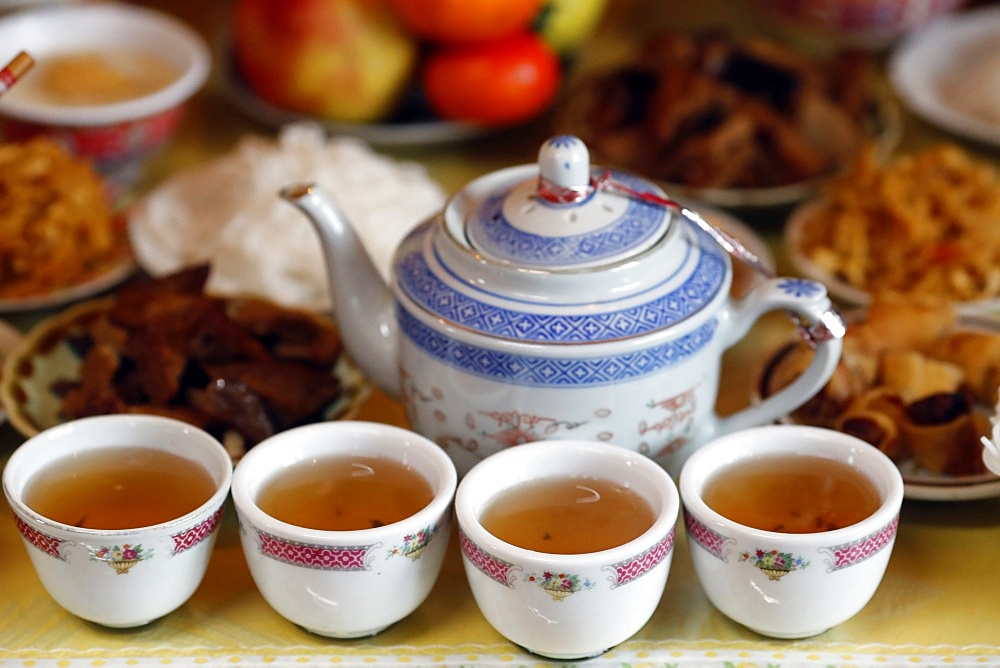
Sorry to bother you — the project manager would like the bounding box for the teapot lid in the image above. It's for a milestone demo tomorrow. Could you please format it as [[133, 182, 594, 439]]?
[[462, 135, 673, 269], [394, 135, 731, 345]]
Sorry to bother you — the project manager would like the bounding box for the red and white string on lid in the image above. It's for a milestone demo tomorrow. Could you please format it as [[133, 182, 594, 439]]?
[[535, 135, 845, 348]]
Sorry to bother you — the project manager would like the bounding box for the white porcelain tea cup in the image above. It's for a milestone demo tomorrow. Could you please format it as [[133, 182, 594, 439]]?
[[455, 439, 679, 660], [2, 415, 233, 627], [679, 424, 904, 639], [230, 420, 457, 638]]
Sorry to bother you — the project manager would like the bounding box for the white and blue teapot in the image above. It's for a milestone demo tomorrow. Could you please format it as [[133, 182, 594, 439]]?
[[283, 135, 843, 476]]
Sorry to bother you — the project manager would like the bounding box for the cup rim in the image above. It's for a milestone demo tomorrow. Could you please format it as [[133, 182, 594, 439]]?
[[455, 439, 680, 564], [2, 414, 233, 536], [0, 3, 211, 126], [230, 420, 458, 542], [678, 424, 904, 540]]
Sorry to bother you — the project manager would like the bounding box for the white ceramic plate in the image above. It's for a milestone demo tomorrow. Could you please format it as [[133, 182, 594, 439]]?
[[0, 298, 370, 456], [889, 5, 1000, 147], [785, 199, 1000, 316], [0, 256, 135, 314], [759, 312, 1000, 501], [901, 462, 1000, 501], [218, 44, 488, 148]]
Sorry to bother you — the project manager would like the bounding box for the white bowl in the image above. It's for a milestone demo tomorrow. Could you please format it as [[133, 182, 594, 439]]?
[[889, 4, 1000, 148], [0, 3, 210, 187]]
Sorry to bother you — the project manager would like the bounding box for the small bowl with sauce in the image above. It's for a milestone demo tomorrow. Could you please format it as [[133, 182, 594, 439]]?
[[0, 2, 210, 190], [679, 424, 904, 639]]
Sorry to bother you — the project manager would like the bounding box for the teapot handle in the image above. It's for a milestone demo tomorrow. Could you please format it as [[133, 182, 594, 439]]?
[[713, 277, 844, 436]]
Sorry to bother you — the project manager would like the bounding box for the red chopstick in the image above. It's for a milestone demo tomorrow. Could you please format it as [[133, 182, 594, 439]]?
[[0, 51, 34, 96]]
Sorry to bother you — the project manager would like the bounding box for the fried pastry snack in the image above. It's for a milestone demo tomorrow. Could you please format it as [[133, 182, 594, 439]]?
[[761, 296, 996, 475], [901, 393, 992, 476]]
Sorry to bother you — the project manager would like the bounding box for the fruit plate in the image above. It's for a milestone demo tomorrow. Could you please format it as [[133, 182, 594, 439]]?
[[889, 5, 1000, 148], [218, 44, 489, 148], [0, 297, 370, 459], [757, 310, 1000, 502]]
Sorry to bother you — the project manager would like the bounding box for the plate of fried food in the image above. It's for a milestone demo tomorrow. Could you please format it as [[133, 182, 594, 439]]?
[[0, 137, 134, 313], [0, 265, 370, 461], [556, 30, 900, 209], [759, 296, 1000, 501], [786, 143, 1000, 315]]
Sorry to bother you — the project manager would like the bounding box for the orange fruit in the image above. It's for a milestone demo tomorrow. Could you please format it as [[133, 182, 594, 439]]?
[[422, 31, 561, 126], [390, 0, 543, 44]]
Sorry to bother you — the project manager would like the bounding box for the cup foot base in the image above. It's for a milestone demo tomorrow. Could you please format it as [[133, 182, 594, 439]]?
[[302, 624, 392, 639], [94, 621, 155, 628], [746, 625, 832, 639], [518, 643, 611, 661]]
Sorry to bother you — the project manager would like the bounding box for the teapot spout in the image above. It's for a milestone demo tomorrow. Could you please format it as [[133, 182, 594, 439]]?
[[280, 183, 399, 398]]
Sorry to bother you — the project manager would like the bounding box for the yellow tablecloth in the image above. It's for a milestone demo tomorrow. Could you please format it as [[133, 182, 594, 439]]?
[[2, 1, 999, 665]]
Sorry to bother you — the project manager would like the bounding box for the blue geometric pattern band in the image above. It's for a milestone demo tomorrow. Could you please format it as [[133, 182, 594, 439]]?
[[398, 307, 719, 387], [470, 172, 668, 267], [396, 240, 727, 344]]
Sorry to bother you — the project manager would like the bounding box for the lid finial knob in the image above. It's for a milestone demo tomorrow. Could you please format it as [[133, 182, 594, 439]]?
[[537, 135, 592, 203]]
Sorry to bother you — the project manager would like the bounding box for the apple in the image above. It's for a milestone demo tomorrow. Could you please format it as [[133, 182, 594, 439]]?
[[232, 0, 418, 123]]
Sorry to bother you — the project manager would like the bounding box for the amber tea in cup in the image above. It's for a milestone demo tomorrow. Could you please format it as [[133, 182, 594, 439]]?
[[480, 475, 656, 554], [255, 454, 434, 531], [23, 446, 216, 530], [702, 454, 881, 533]]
